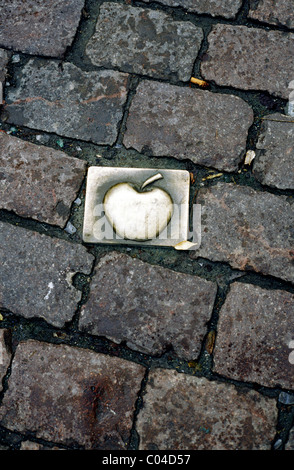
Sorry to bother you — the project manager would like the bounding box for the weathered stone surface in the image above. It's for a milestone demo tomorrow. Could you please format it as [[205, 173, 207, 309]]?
[[0, 133, 86, 227], [201, 25, 294, 99], [192, 183, 294, 283], [0, 48, 11, 85], [0, 222, 94, 327], [252, 113, 294, 190], [20, 441, 63, 450], [0, 0, 85, 57], [213, 283, 294, 390], [85, 3, 203, 82], [0, 444, 9, 450], [137, 369, 277, 450], [142, 0, 242, 18], [0, 340, 145, 449], [0, 329, 11, 392], [123, 81, 253, 172], [249, 0, 294, 29], [79, 252, 217, 359], [3, 60, 129, 145], [286, 428, 294, 450]]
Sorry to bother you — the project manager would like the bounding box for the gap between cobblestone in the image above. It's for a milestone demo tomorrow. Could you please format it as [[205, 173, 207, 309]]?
[[133, 0, 294, 32]]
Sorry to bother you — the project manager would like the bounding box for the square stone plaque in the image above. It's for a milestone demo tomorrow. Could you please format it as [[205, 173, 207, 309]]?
[[83, 167, 191, 247]]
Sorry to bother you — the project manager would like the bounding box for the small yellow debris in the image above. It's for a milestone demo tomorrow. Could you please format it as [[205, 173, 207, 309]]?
[[188, 361, 202, 373], [0, 313, 3, 321], [244, 150, 256, 165], [190, 172, 196, 184], [53, 331, 67, 339], [190, 77, 209, 88], [202, 173, 223, 181], [205, 330, 216, 355]]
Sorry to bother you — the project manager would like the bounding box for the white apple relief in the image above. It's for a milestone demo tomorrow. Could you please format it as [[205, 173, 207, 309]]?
[[103, 173, 174, 241]]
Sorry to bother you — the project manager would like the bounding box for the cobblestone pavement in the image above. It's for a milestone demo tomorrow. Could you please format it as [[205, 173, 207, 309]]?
[[0, 0, 294, 451]]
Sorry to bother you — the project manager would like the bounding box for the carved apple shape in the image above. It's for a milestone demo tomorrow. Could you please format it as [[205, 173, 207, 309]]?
[[103, 173, 173, 241]]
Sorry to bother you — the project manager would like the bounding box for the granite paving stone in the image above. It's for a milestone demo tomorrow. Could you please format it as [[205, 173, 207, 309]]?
[[248, 0, 294, 29], [213, 282, 294, 390], [0, 329, 12, 392], [0, 48, 11, 89], [123, 81, 253, 172], [0, 340, 145, 449], [142, 0, 243, 18], [85, 3, 203, 82], [2, 60, 129, 145], [0, 133, 86, 227], [252, 113, 294, 190], [286, 428, 294, 450], [201, 25, 294, 99], [136, 369, 277, 450], [0, 0, 85, 58], [0, 222, 94, 327], [20, 441, 63, 450], [79, 252, 217, 359], [191, 183, 294, 283]]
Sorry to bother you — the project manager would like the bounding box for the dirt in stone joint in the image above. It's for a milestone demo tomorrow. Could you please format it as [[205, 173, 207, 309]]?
[[0, 0, 293, 451]]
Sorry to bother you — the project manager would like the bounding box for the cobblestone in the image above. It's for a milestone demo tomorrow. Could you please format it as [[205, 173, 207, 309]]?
[[253, 114, 294, 190], [136, 369, 277, 450], [0, 48, 11, 88], [0, 222, 94, 327], [123, 81, 253, 172], [248, 0, 294, 29], [192, 183, 294, 283], [3, 61, 129, 145], [0, 340, 145, 449], [0, 329, 11, 392], [0, 0, 85, 57], [0, 133, 86, 226], [213, 282, 294, 390], [79, 252, 217, 359], [142, 0, 242, 18], [286, 428, 294, 450], [201, 25, 294, 98], [20, 441, 62, 450], [85, 3, 203, 82]]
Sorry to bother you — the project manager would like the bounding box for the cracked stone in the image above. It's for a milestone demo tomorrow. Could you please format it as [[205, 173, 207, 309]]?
[[85, 3, 203, 82], [191, 183, 294, 283], [123, 81, 253, 172], [213, 282, 294, 390], [0, 0, 85, 57], [2, 60, 129, 145], [0, 222, 94, 327], [0, 329, 12, 392], [142, 0, 243, 18], [201, 25, 294, 99], [252, 113, 294, 190], [0, 133, 86, 227], [248, 0, 294, 29], [137, 369, 277, 450], [79, 252, 217, 359], [0, 340, 145, 449]]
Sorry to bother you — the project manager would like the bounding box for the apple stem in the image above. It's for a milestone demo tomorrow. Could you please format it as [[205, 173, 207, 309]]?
[[141, 173, 163, 190]]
